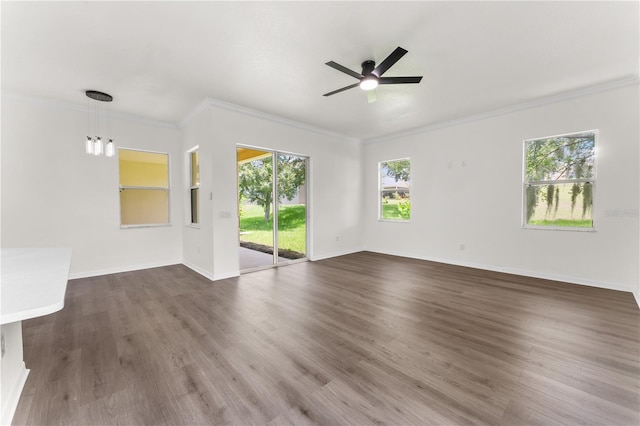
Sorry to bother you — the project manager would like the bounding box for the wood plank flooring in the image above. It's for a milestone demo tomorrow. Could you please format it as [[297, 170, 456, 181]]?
[[12, 251, 640, 425]]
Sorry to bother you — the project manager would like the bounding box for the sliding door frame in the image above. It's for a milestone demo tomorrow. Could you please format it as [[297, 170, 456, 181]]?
[[237, 144, 309, 272]]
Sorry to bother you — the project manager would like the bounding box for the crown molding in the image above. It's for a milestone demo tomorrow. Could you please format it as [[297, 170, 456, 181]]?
[[6, 72, 638, 143], [177, 98, 210, 128], [179, 97, 361, 143], [364, 74, 640, 144], [1, 91, 179, 129]]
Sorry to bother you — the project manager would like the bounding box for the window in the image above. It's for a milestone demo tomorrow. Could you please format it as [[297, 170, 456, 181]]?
[[119, 149, 170, 226], [379, 158, 411, 221], [189, 149, 200, 224], [523, 130, 596, 229]]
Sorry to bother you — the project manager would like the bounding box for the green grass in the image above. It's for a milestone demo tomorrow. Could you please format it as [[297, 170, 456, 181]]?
[[382, 204, 402, 219], [381, 199, 410, 220], [239, 204, 306, 254], [528, 219, 593, 228]]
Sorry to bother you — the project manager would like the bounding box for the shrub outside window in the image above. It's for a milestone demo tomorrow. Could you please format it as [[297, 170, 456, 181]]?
[[119, 149, 170, 227], [379, 158, 411, 221], [523, 130, 596, 229]]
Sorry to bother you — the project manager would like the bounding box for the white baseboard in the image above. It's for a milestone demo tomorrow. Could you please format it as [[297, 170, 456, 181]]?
[[182, 261, 215, 281], [1, 363, 29, 426], [68, 259, 182, 280], [181, 261, 239, 282], [184, 248, 366, 279], [68, 259, 238, 282], [65, 250, 637, 308], [310, 247, 365, 262], [365, 248, 633, 293], [213, 271, 241, 281]]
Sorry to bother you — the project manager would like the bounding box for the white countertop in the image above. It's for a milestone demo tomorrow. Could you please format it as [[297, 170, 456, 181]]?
[[1, 248, 72, 324]]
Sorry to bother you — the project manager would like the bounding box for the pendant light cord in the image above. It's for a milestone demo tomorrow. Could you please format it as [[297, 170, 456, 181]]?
[[108, 101, 112, 140], [87, 95, 91, 136], [94, 97, 98, 137]]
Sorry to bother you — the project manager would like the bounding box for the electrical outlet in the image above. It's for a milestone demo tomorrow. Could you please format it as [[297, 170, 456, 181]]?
[[1, 332, 5, 358], [459, 243, 465, 251]]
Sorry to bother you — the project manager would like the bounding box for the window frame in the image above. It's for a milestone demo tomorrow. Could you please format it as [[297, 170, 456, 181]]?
[[186, 146, 200, 227], [378, 157, 411, 223], [118, 148, 171, 229], [522, 130, 597, 232]]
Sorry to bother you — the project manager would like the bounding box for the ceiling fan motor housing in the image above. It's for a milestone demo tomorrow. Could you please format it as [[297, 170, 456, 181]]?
[[361, 60, 376, 76]]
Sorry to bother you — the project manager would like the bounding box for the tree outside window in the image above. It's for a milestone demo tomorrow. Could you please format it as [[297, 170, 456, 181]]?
[[238, 154, 306, 221], [524, 130, 596, 229], [379, 159, 410, 221]]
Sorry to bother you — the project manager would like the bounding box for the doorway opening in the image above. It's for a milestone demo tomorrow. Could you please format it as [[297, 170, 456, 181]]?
[[237, 147, 308, 272]]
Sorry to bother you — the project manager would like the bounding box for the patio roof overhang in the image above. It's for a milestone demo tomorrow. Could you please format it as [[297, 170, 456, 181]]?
[[237, 148, 271, 165]]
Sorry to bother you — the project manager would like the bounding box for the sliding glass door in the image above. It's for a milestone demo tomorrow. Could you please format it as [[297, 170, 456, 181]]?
[[276, 153, 307, 264], [237, 147, 307, 271]]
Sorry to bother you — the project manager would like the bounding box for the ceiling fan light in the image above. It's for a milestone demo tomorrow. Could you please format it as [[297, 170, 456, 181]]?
[[360, 76, 379, 91]]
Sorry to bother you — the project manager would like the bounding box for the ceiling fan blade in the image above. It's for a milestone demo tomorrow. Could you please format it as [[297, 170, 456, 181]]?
[[372, 47, 408, 77], [367, 89, 377, 104], [323, 83, 360, 97], [325, 61, 362, 79], [379, 76, 423, 84]]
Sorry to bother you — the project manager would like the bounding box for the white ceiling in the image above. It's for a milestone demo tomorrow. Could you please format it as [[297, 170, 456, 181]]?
[[2, 1, 638, 141]]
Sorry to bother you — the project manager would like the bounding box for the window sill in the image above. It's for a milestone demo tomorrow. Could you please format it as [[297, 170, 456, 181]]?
[[185, 224, 201, 229], [379, 219, 411, 223], [120, 223, 171, 229], [522, 225, 596, 232]]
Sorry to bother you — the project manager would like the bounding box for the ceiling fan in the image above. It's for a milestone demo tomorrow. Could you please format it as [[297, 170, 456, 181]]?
[[323, 46, 422, 102]]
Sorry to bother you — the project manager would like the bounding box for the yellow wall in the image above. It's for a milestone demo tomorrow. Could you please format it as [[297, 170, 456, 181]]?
[[120, 189, 169, 225], [120, 160, 168, 187], [191, 151, 199, 186], [118, 150, 169, 225]]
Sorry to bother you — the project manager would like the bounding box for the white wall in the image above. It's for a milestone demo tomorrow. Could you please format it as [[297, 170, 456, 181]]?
[[1, 95, 183, 277], [181, 101, 364, 280], [181, 108, 215, 278], [5, 86, 636, 296], [363, 84, 639, 292]]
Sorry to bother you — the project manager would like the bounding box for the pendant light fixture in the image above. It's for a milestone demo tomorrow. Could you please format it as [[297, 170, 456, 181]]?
[[85, 90, 115, 157]]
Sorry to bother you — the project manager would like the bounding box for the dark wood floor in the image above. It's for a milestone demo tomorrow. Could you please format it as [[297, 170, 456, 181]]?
[[13, 251, 640, 425]]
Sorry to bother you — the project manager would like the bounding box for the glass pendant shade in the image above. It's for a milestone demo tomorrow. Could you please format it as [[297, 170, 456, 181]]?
[[86, 136, 94, 154], [93, 137, 103, 156], [105, 139, 115, 157]]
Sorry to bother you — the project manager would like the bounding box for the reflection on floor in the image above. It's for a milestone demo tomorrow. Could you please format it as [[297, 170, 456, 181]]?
[[239, 246, 288, 270]]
